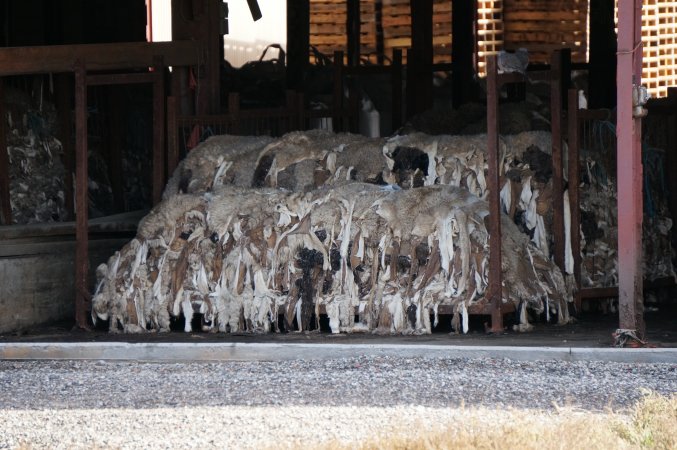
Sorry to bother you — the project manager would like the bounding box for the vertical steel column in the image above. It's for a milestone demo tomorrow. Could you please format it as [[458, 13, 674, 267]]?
[[616, 0, 645, 336], [0, 78, 11, 225], [568, 88, 582, 312], [152, 56, 165, 205], [551, 50, 565, 272], [486, 55, 503, 333], [74, 61, 90, 329]]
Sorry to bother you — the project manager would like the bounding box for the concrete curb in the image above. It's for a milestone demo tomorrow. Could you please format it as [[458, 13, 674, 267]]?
[[1, 342, 676, 363]]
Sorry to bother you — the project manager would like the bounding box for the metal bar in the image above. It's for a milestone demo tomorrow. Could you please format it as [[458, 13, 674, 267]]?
[[568, 88, 582, 312], [86, 72, 155, 86], [0, 78, 11, 225], [0, 41, 201, 76], [551, 50, 565, 272], [616, 0, 645, 337], [486, 55, 503, 333], [391, 48, 403, 131], [152, 56, 165, 205], [167, 96, 179, 177], [74, 61, 89, 329]]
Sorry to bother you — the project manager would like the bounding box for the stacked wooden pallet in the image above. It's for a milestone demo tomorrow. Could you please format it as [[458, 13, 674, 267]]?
[[502, 0, 588, 64], [310, 0, 453, 65], [635, 0, 677, 97]]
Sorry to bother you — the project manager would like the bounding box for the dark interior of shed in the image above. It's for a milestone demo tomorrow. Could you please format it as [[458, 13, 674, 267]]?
[[0, 0, 673, 344]]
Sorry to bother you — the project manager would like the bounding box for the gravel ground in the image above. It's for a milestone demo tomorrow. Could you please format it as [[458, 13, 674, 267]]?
[[0, 356, 675, 449]]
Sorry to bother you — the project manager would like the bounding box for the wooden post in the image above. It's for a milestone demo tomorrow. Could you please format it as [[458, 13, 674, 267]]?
[[452, 0, 477, 107], [551, 50, 565, 273], [333, 51, 345, 131], [589, 0, 617, 109], [391, 48, 403, 131], [167, 95, 179, 176], [410, 0, 433, 115], [152, 56, 166, 205], [0, 78, 11, 225], [568, 88, 582, 312], [286, 0, 310, 91], [486, 55, 503, 333], [375, 0, 385, 65], [347, 0, 361, 67], [616, 0, 645, 337], [74, 60, 90, 329]]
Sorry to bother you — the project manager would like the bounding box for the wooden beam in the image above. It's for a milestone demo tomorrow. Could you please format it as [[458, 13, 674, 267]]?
[[616, 0, 645, 337], [0, 41, 202, 76], [568, 88, 582, 312]]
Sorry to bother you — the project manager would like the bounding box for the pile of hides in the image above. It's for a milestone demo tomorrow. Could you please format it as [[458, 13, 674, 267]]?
[[93, 129, 573, 334], [4, 87, 68, 224], [579, 139, 676, 288], [92, 182, 569, 334]]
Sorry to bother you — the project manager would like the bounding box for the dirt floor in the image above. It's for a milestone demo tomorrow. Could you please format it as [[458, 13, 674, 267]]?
[[2, 304, 676, 348]]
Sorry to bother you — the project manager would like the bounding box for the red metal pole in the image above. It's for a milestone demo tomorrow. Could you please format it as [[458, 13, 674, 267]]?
[[486, 55, 503, 333], [616, 0, 645, 337], [74, 61, 90, 329]]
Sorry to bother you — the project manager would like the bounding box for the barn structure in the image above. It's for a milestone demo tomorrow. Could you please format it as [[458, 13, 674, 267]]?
[[0, 0, 674, 345]]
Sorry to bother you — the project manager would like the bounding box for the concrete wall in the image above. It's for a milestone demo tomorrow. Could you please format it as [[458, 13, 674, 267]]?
[[0, 237, 130, 333]]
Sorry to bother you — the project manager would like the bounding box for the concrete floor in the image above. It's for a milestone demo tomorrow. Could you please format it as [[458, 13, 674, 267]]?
[[1, 306, 675, 349]]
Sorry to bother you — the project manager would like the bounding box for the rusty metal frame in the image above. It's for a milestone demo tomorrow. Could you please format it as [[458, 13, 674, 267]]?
[[616, 0, 645, 337]]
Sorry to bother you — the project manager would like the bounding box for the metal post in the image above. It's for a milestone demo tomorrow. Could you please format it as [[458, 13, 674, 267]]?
[[74, 61, 90, 329], [486, 55, 503, 333], [616, 0, 645, 337]]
